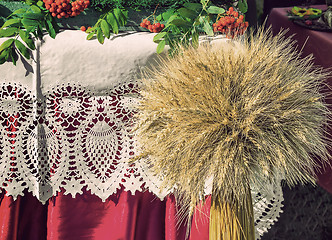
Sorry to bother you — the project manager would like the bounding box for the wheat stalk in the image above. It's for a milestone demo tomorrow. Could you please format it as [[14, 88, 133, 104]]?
[[133, 27, 331, 234]]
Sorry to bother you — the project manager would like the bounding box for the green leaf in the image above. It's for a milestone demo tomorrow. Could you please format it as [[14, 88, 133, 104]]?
[[238, 0, 248, 14], [191, 29, 199, 48], [9, 48, 18, 66], [101, 19, 110, 39], [156, 14, 162, 21], [153, 32, 167, 42], [9, 8, 26, 17], [49, 14, 59, 33], [122, 9, 128, 19], [85, 27, 95, 33], [86, 32, 94, 40], [169, 18, 192, 27], [45, 19, 56, 38], [106, 12, 118, 34], [26, 0, 36, 5], [19, 29, 35, 50], [96, 27, 104, 44], [0, 27, 18, 37], [21, 18, 39, 28], [156, 39, 165, 54], [23, 12, 44, 20], [162, 9, 176, 21], [15, 39, 30, 59], [37, 1, 44, 7], [200, 16, 214, 36], [36, 24, 43, 39], [183, 3, 202, 12], [207, 6, 225, 14], [25, 26, 37, 33], [1, 18, 21, 29], [114, 8, 127, 26], [0, 49, 10, 64], [30, 5, 41, 13], [0, 39, 14, 53], [166, 14, 179, 26], [178, 8, 197, 19]]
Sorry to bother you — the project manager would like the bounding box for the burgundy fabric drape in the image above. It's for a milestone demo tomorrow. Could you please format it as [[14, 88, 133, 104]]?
[[0, 188, 210, 240], [268, 5, 332, 194]]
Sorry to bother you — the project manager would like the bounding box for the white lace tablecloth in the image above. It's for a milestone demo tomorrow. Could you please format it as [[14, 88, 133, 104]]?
[[0, 31, 283, 239]]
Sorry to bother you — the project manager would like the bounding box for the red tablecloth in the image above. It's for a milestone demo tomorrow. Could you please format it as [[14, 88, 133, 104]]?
[[0, 188, 211, 240], [268, 5, 332, 194]]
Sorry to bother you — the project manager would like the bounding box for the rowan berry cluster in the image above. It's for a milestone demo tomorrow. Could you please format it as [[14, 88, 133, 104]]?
[[43, 0, 90, 19], [140, 19, 165, 33], [212, 7, 249, 39], [80, 26, 91, 31]]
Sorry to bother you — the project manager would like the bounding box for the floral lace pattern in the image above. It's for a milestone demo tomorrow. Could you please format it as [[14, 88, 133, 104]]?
[[0, 82, 283, 237]]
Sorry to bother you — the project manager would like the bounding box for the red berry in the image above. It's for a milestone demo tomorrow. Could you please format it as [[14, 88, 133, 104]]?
[[80, 26, 86, 31], [161, 24, 165, 28]]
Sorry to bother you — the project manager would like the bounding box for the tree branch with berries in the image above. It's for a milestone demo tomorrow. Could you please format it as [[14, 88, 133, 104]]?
[[0, 0, 60, 65], [147, 0, 248, 55], [0, 0, 90, 65], [0, 0, 248, 65]]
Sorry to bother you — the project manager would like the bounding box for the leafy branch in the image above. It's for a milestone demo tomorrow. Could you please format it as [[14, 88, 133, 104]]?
[[152, 0, 226, 55], [85, 7, 128, 44], [0, 0, 59, 65]]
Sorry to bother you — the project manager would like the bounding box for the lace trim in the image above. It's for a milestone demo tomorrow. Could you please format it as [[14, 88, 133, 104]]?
[[0, 81, 283, 237]]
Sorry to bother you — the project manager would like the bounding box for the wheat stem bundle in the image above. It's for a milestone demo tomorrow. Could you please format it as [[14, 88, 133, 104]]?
[[133, 27, 331, 239]]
